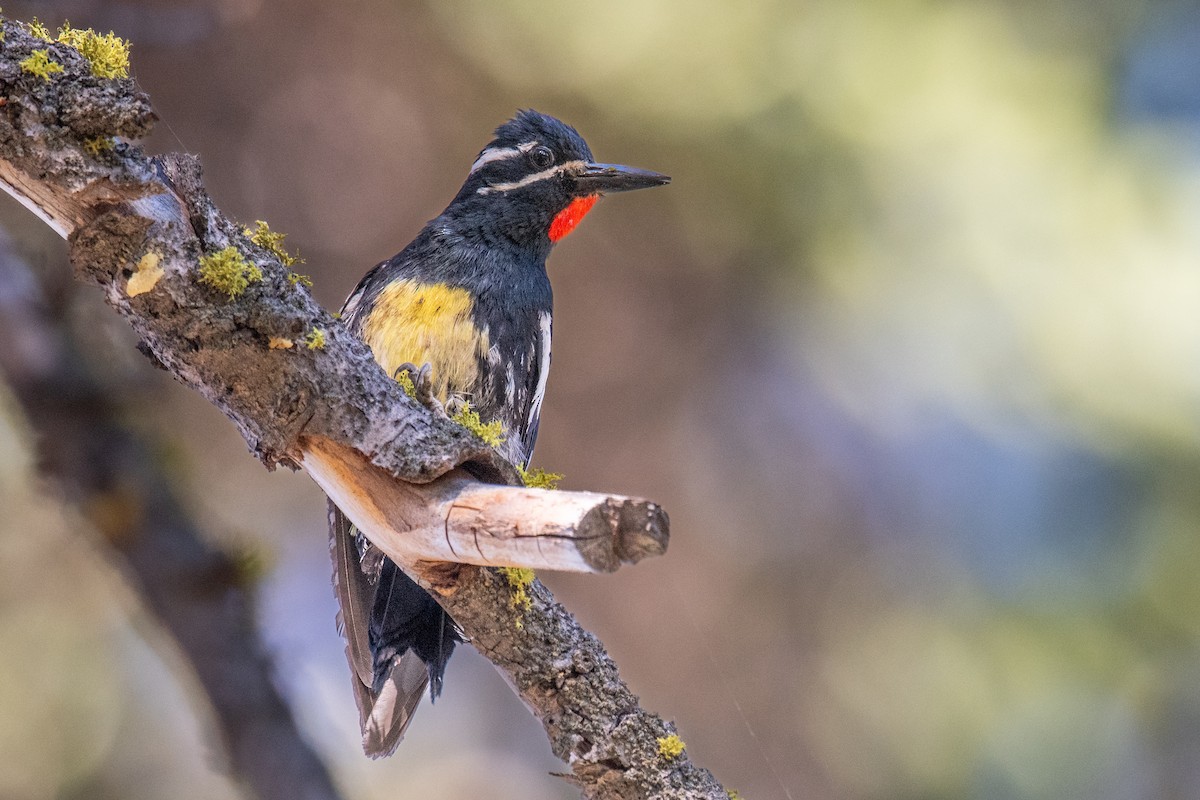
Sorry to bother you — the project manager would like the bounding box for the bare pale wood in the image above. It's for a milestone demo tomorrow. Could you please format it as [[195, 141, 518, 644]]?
[[303, 437, 667, 574]]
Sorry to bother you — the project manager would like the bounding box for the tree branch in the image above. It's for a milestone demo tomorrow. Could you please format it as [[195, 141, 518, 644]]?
[[0, 22, 727, 798]]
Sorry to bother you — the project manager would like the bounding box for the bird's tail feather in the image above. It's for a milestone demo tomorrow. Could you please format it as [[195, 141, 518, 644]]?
[[363, 652, 428, 758], [329, 499, 461, 756]]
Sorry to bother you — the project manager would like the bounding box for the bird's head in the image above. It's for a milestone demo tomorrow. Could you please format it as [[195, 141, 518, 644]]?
[[448, 110, 670, 248]]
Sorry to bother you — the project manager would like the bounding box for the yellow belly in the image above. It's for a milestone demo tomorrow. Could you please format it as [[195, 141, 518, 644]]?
[[358, 279, 489, 403]]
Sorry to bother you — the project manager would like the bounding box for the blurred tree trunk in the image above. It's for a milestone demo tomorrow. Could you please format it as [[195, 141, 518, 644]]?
[[0, 241, 348, 800]]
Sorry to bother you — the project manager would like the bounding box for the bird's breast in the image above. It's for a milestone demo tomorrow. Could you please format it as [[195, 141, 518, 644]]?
[[358, 279, 490, 402]]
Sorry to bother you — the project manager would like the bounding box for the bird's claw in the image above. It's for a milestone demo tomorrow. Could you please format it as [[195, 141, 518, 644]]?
[[443, 396, 468, 419], [394, 362, 446, 416]]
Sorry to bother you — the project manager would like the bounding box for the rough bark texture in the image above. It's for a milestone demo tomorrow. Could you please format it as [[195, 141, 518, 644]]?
[[440, 570, 718, 799], [0, 20, 727, 799]]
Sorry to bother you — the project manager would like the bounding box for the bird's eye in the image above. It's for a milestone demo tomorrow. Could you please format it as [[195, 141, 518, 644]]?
[[530, 146, 555, 169]]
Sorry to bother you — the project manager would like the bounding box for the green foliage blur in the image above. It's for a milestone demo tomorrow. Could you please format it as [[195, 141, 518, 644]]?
[[2, 1, 1200, 799]]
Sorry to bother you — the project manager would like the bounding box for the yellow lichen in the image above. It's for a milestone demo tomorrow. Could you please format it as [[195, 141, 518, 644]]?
[[451, 401, 505, 448], [728, 792, 742, 800], [657, 734, 686, 760], [268, 337, 294, 350], [20, 49, 63, 80], [57, 22, 130, 79], [500, 567, 535, 614], [286, 271, 312, 288], [83, 136, 114, 156], [305, 328, 326, 350], [198, 246, 261, 299], [126, 251, 163, 297], [394, 367, 418, 399], [27, 18, 51, 40], [246, 220, 302, 267], [517, 464, 563, 490]]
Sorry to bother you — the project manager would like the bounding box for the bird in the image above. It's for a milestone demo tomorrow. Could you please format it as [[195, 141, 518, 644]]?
[[328, 109, 669, 757]]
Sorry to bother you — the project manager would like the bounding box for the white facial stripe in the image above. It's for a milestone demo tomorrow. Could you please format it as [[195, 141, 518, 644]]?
[[468, 141, 538, 174], [477, 160, 587, 195]]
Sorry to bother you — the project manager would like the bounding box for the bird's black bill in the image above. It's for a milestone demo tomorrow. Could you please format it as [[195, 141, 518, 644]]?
[[574, 163, 671, 194]]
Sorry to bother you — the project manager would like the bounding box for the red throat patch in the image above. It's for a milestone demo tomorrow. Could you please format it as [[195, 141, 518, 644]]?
[[548, 195, 600, 242]]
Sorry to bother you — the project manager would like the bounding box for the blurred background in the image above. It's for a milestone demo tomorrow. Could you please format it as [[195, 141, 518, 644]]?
[[2, 0, 1200, 798]]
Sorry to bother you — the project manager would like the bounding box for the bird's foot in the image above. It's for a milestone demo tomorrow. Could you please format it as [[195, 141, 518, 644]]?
[[394, 362, 446, 416], [443, 396, 469, 420]]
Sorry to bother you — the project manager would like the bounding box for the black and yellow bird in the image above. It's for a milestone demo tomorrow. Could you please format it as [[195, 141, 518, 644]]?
[[329, 110, 669, 756]]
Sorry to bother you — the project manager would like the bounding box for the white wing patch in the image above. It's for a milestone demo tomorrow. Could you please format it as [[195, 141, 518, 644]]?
[[530, 311, 552, 422]]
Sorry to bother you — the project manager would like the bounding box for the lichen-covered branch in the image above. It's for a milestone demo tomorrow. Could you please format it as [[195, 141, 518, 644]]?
[[0, 19, 727, 799]]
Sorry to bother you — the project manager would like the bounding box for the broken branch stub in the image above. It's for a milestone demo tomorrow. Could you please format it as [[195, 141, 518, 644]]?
[[303, 437, 668, 574]]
